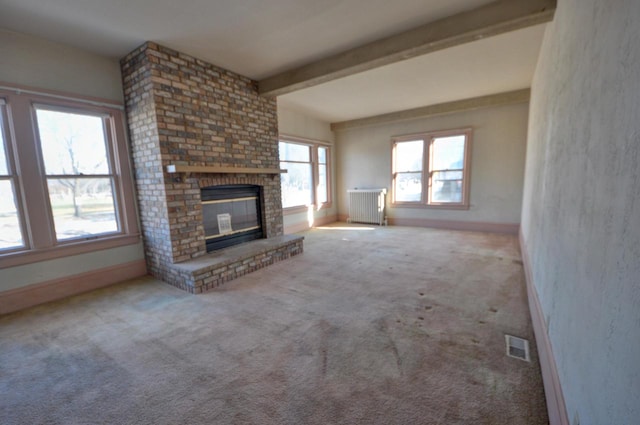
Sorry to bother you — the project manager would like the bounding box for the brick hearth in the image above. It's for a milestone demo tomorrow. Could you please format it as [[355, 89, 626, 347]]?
[[121, 42, 302, 293]]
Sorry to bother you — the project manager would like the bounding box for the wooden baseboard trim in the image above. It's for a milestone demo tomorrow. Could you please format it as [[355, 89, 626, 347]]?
[[284, 220, 311, 235], [387, 217, 519, 234], [0, 259, 148, 315], [284, 214, 338, 234], [520, 230, 569, 425], [314, 214, 338, 227]]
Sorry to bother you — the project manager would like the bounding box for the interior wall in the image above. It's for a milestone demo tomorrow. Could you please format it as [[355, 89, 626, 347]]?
[[0, 30, 144, 295], [335, 102, 529, 228], [521, 0, 640, 424], [0, 28, 124, 102], [277, 105, 337, 232]]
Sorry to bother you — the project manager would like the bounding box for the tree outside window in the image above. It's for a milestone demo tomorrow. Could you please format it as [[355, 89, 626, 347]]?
[[392, 129, 471, 208], [36, 107, 119, 241]]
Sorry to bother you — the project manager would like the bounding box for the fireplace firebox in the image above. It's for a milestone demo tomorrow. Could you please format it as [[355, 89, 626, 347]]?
[[201, 184, 264, 252]]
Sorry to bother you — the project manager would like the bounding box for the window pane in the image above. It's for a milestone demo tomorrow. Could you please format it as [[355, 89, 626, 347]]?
[[0, 111, 8, 175], [318, 163, 328, 204], [279, 142, 310, 162], [280, 162, 312, 208], [432, 171, 463, 203], [395, 172, 422, 202], [36, 109, 110, 175], [318, 146, 327, 164], [396, 140, 423, 172], [47, 177, 119, 240], [432, 135, 465, 170], [0, 180, 24, 250]]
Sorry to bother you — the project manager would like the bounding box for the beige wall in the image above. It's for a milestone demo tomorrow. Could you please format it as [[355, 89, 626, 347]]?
[[0, 28, 124, 102], [521, 0, 640, 423], [0, 30, 144, 295], [335, 102, 529, 227], [278, 105, 337, 232], [1, 244, 144, 292]]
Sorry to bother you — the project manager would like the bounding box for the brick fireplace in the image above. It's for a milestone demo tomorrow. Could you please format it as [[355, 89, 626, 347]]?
[[121, 42, 303, 293]]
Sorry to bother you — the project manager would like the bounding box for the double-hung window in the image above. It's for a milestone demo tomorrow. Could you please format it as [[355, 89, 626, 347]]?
[[0, 86, 139, 266], [0, 99, 25, 251], [36, 106, 120, 241], [279, 137, 331, 211], [392, 129, 472, 209]]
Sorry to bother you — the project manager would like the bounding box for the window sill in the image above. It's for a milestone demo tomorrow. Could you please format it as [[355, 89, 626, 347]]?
[[391, 202, 470, 211], [0, 233, 141, 268]]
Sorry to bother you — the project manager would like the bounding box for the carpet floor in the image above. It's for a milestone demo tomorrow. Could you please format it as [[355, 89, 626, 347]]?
[[0, 224, 548, 424]]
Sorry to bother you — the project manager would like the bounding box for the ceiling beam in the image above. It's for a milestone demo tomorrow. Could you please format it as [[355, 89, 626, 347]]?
[[259, 0, 555, 97], [330, 89, 530, 131]]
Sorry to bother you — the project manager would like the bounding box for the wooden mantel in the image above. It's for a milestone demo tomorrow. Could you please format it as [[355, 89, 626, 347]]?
[[166, 165, 287, 174]]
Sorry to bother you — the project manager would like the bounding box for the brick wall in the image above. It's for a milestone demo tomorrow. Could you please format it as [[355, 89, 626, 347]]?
[[121, 42, 284, 282]]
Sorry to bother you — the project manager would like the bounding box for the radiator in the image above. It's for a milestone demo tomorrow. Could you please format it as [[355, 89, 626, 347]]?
[[347, 189, 387, 225]]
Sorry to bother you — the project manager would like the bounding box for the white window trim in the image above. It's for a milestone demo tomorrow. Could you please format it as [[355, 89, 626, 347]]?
[[392, 128, 472, 210], [278, 135, 332, 214], [0, 85, 140, 268]]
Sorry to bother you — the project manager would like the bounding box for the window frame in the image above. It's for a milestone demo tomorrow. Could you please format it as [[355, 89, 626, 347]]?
[[0, 85, 140, 268], [391, 128, 472, 210], [278, 135, 332, 214], [0, 98, 28, 253]]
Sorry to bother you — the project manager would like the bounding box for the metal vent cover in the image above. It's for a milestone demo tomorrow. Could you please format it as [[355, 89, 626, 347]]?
[[505, 334, 530, 361]]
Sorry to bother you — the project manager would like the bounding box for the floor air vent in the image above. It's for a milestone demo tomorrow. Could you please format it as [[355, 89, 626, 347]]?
[[505, 335, 530, 361]]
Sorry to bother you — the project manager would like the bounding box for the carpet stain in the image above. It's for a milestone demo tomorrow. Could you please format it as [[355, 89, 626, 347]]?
[[321, 348, 328, 377], [388, 335, 403, 375], [375, 318, 403, 375], [0, 226, 549, 425], [317, 320, 333, 379], [489, 307, 498, 313]]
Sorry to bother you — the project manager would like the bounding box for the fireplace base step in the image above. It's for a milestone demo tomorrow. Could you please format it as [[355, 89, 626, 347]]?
[[167, 235, 304, 293]]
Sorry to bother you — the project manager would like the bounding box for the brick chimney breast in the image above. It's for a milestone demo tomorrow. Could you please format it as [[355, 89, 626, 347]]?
[[121, 42, 287, 291]]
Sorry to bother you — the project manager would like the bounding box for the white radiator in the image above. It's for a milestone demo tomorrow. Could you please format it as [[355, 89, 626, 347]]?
[[347, 189, 387, 225]]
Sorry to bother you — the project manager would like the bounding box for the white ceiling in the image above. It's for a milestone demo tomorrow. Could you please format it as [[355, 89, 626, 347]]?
[[0, 0, 546, 123], [279, 24, 546, 122]]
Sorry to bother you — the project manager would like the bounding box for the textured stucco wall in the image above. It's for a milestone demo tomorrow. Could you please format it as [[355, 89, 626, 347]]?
[[0, 30, 144, 293], [278, 105, 337, 231], [521, 1, 640, 424], [335, 102, 529, 225]]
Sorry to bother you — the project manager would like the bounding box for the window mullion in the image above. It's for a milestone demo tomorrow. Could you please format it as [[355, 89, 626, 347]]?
[[311, 145, 318, 206], [426, 137, 436, 204], [10, 95, 57, 248], [46, 174, 114, 179]]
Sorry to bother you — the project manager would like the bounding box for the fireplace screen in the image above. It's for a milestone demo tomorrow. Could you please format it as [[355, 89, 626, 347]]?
[[201, 184, 263, 251]]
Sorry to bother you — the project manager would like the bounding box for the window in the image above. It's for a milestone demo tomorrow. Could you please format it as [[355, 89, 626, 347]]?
[[36, 107, 120, 241], [317, 146, 329, 204], [0, 87, 139, 266], [279, 137, 331, 211], [392, 129, 471, 208], [0, 100, 25, 251]]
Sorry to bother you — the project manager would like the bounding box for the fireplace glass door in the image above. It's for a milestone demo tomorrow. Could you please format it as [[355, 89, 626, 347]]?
[[201, 184, 263, 251]]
